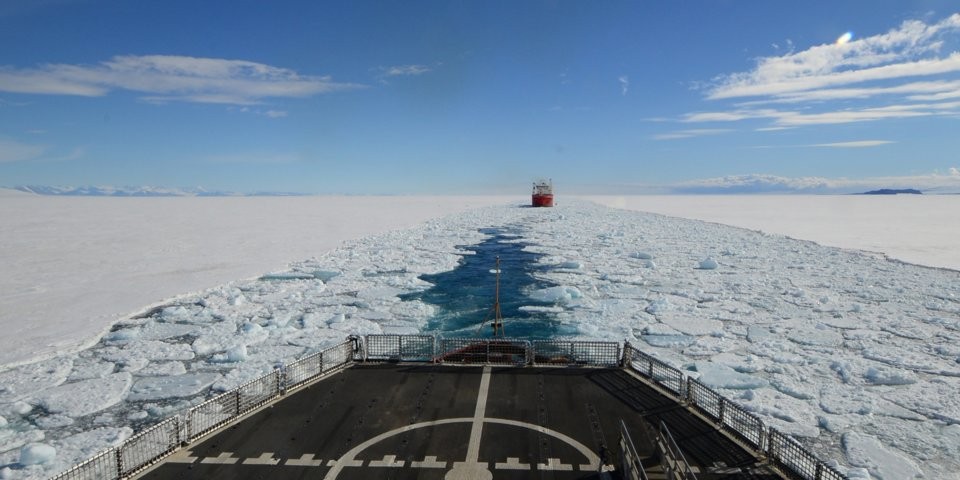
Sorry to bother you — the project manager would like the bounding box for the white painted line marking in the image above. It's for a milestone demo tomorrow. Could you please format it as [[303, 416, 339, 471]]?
[[580, 463, 616, 472], [368, 454, 405, 467], [242, 452, 280, 465], [410, 455, 447, 468], [200, 452, 239, 464], [448, 461, 492, 476], [326, 458, 363, 468], [166, 450, 198, 464], [495, 457, 530, 470], [466, 366, 492, 462], [285, 453, 324, 466], [538, 457, 573, 471]]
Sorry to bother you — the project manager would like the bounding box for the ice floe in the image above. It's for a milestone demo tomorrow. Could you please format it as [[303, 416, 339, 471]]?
[[31, 373, 132, 418], [125, 373, 222, 402]]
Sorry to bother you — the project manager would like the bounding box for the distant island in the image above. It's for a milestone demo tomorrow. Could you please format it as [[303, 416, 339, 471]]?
[[859, 188, 922, 195]]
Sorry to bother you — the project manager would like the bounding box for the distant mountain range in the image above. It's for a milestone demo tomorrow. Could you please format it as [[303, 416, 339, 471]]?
[[12, 185, 308, 197], [858, 188, 923, 195]]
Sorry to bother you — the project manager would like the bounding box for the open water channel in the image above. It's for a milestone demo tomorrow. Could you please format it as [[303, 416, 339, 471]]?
[[401, 227, 569, 338]]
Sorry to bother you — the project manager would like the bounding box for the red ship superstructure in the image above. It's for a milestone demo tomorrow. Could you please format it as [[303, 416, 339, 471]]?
[[532, 179, 554, 207]]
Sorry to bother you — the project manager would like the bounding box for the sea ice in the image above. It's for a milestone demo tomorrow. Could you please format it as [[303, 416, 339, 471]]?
[[641, 334, 695, 348], [528, 286, 583, 304], [31, 373, 132, 418], [692, 362, 768, 390], [698, 257, 719, 270], [126, 373, 222, 401], [136, 362, 187, 377], [4, 199, 960, 479], [787, 325, 844, 347], [0, 428, 44, 458], [17, 444, 55, 466], [863, 366, 917, 386], [843, 432, 923, 479], [658, 313, 723, 336], [0, 359, 73, 404], [100, 340, 196, 364]]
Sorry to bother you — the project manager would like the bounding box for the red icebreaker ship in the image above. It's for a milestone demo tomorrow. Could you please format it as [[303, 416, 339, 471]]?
[[532, 179, 554, 207]]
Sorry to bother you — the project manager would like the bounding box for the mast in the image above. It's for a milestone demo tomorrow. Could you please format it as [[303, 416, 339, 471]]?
[[490, 256, 504, 337]]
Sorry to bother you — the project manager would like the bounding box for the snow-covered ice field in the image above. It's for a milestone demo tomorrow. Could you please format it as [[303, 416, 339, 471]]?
[[585, 195, 960, 272], [2, 195, 959, 479], [0, 193, 521, 368]]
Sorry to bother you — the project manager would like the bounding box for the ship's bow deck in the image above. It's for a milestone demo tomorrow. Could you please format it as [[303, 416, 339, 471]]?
[[140, 363, 779, 480]]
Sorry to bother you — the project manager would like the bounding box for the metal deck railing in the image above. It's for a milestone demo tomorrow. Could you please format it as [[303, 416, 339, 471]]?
[[618, 419, 650, 480], [46, 335, 847, 480]]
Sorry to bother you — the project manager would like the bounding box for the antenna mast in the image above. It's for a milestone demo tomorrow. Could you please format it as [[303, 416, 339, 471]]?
[[491, 256, 504, 337]]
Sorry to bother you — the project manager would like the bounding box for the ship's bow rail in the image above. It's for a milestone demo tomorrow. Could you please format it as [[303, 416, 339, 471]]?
[[48, 335, 847, 480]]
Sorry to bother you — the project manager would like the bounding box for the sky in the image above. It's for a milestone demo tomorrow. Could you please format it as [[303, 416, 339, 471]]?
[[1, 0, 960, 194]]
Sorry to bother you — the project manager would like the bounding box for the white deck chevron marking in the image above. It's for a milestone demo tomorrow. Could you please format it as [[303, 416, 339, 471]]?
[[410, 456, 447, 468], [495, 457, 531, 470], [284, 453, 324, 466], [200, 452, 239, 464], [242, 452, 279, 465], [538, 457, 573, 471], [368, 454, 405, 467]]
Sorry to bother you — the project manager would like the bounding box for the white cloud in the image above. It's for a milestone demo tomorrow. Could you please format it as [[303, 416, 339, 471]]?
[[736, 79, 960, 105], [0, 55, 361, 105], [380, 64, 432, 77], [810, 140, 894, 148], [709, 14, 960, 100], [0, 138, 45, 163], [619, 75, 629, 96], [683, 100, 960, 127], [264, 110, 287, 118], [680, 13, 960, 129], [672, 174, 831, 193], [652, 128, 732, 140], [683, 109, 782, 122], [669, 170, 960, 194]]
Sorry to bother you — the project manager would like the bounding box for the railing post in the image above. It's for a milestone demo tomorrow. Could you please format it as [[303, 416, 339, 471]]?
[[348, 334, 362, 361], [766, 427, 775, 459], [815, 462, 823, 480], [621, 342, 632, 367], [718, 398, 726, 426], [174, 415, 181, 446], [758, 424, 766, 453], [235, 389, 242, 416], [115, 447, 123, 478], [275, 367, 283, 396]]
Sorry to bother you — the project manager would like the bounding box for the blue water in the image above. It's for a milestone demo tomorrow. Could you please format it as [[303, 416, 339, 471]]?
[[401, 228, 568, 339]]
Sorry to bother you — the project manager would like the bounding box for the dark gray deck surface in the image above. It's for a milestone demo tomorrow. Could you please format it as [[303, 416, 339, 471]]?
[[141, 364, 780, 479]]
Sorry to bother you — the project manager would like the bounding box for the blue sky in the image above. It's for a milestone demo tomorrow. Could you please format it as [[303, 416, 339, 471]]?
[[2, 0, 960, 194]]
